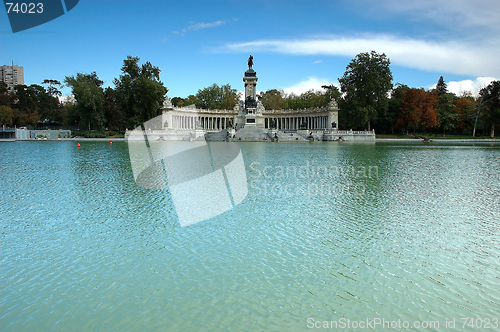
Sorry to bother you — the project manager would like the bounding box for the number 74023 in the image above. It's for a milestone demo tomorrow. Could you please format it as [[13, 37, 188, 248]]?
[[5, 3, 44, 14]]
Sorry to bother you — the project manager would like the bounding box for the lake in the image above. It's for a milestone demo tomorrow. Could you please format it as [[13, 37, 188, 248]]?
[[1, 140, 499, 331]]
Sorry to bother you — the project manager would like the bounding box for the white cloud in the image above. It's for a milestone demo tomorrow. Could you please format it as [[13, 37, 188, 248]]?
[[430, 77, 498, 96], [312, 60, 322, 64], [281, 77, 334, 96], [374, 0, 500, 33], [188, 20, 226, 31], [222, 35, 500, 77], [174, 20, 227, 36]]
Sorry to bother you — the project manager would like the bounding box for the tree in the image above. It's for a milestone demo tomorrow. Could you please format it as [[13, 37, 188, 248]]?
[[479, 80, 500, 138], [113, 56, 168, 128], [171, 97, 185, 107], [418, 91, 438, 130], [0, 81, 12, 107], [320, 84, 341, 105], [195, 83, 240, 109], [283, 88, 339, 110], [436, 76, 447, 95], [38, 80, 63, 123], [381, 83, 407, 134], [41, 79, 63, 97], [259, 89, 288, 110], [395, 88, 438, 134], [10, 84, 43, 127], [395, 88, 420, 134], [454, 95, 476, 134], [64, 72, 105, 130], [338, 50, 393, 130], [183, 95, 198, 107], [104, 87, 124, 131], [434, 77, 459, 136], [0, 105, 15, 126]]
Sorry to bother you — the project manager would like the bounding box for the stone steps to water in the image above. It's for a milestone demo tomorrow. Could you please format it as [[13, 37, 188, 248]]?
[[204, 129, 229, 141], [233, 126, 272, 141], [276, 131, 308, 141]]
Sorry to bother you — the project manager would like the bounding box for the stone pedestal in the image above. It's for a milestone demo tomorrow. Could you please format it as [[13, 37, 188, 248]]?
[[243, 69, 264, 127]]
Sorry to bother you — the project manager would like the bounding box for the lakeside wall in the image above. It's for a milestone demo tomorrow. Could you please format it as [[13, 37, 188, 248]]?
[[124, 128, 376, 142], [0, 127, 71, 140]]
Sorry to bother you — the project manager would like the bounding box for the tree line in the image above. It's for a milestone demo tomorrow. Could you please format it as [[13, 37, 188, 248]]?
[[1, 52, 499, 137], [338, 51, 499, 138], [0, 56, 168, 132]]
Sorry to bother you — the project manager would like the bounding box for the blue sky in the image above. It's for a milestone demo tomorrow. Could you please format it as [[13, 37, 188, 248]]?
[[1, 0, 499, 98]]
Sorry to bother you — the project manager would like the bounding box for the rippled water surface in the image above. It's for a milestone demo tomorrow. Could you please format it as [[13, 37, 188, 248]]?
[[1, 141, 499, 331]]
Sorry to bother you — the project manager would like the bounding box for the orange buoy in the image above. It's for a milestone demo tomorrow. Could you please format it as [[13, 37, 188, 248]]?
[[110, 141, 112, 145], [77, 143, 81, 147]]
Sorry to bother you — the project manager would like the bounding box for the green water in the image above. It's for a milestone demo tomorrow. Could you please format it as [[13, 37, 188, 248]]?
[[1, 141, 499, 331]]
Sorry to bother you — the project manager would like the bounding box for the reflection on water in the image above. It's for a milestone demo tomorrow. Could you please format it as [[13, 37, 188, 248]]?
[[1, 141, 499, 331]]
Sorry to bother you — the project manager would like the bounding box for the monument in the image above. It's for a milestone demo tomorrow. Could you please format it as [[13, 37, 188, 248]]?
[[236, 55, 265, 129], [126, 55, 376, 141]]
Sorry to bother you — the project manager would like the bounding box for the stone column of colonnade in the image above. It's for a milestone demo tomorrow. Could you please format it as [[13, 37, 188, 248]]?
[[264, 115, 329, 130], [173, 114, 331, 130], [170, 115, 235, 130]]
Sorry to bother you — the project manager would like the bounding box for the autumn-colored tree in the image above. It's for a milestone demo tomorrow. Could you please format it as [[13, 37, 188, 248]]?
[[395, 88, 437, 134], [418, 90, 438, 130], [454, 95, 476, 134], [395, 88, 420, 134]]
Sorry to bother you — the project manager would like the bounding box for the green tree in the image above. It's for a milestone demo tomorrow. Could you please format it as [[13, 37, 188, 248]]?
[[104, 87, 124, 131], [0, 105, 15, 126], [11, 84, 44, 127], [113, 56, 168, 128], [64, 72, 105, 130], [61, 100, 79, 128], [285, 88, 339, 109], [195, 83, 240, 109], [434, 77, 460, 136], [479, 80, 500, 138], [436, 76, 447, 95], [320, 84, 341, 106], [259, 89, 288, 110], [38, 80, 63, 123], [338, 51, 393, 130], [381, 83, 408, 134], [41, 79, 63, 97], [0, 81, 12, 107], [12, 84, 37, 114], [183, 95, 198, 107], [171, 97, 185, 107]]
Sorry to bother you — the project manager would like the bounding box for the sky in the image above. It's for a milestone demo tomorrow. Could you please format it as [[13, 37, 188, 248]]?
[[1, 0, 499, 99]]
